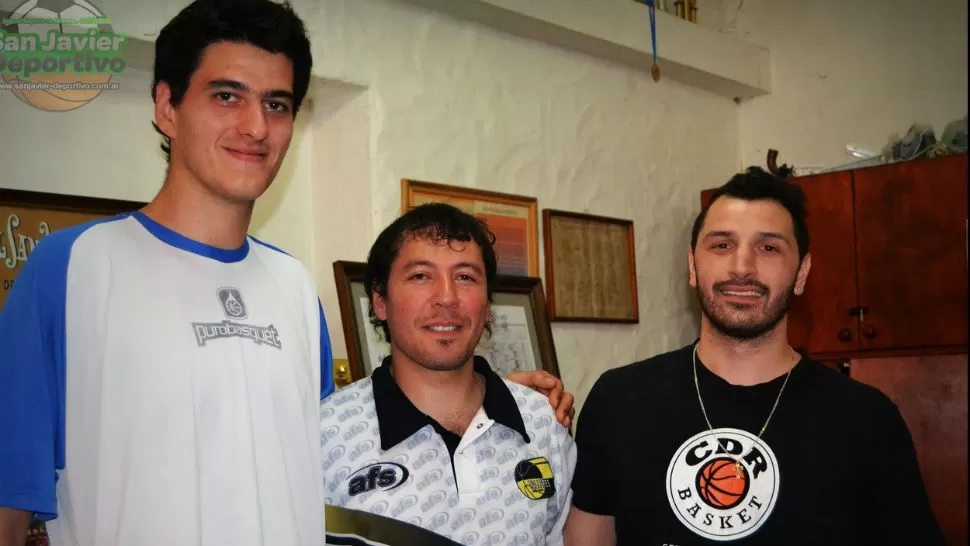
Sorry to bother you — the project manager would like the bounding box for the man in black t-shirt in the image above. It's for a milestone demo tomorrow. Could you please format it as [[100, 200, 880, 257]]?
[[563, 167, 944, 546]]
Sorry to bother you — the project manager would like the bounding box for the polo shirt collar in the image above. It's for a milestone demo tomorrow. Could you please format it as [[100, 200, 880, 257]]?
[[371, 354, 531, 451]]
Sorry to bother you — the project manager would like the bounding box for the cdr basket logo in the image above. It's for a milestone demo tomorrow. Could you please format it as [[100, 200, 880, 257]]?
[[665, 428, 780, 541]]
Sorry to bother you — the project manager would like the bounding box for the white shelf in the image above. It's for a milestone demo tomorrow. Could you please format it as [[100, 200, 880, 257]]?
[[392, 0, 772, 99]]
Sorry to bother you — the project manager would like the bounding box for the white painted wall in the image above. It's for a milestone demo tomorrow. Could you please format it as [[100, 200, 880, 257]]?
[[724, 0, 969, 170]]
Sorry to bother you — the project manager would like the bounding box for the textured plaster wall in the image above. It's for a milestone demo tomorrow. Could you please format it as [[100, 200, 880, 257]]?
[[724, 0, 969, 170]]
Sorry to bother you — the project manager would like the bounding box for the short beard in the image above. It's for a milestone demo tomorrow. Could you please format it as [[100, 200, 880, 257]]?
[[697, 281, 794, 341]]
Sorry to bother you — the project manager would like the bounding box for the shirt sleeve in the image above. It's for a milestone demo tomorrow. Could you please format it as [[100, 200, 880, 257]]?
[[318, 300, 335, 400], [546, 424, 577, 545], [569, 371, 616, 516], [0, 234, 70, 520], [860, 389, 945, 545]]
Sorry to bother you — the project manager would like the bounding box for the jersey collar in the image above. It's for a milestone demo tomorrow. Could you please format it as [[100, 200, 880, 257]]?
[[132, 211, 250, 263], [372, 355, 531, 451]]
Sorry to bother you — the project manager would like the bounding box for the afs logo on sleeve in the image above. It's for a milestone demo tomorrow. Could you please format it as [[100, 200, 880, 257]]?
[[514, 457, 556, 500], [348, 462, 410, 497], [665, 428, 780, 541]]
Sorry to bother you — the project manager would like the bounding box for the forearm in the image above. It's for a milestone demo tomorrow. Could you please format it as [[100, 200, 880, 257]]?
[[0, 507, 31, 546], [563, 507, 616, 546]]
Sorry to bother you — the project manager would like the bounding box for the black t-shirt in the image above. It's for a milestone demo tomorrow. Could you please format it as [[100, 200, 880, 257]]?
[[571, 343, 944, 546]]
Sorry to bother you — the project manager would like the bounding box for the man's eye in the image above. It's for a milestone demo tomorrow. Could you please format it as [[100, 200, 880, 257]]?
[[409, 273, 429, 281], [215, 91, 236, 102], [266, 100, 290, 113]]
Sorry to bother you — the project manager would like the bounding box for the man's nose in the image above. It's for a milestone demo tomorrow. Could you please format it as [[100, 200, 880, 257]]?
[[432, 277, 459, 307], [729, 245, 757, 277], [237, 102, 269, 140]]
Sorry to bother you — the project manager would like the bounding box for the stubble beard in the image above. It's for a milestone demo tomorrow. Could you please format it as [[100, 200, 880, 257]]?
[[697, 279, 795, 341], [392, 336, 478, 372]]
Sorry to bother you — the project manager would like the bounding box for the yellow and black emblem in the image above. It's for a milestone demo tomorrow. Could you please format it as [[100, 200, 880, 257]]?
[[515, 457, 556, 500]]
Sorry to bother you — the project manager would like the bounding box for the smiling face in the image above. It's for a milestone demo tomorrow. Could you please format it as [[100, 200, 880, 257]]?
[[373, 235, 490, 373], [153, 41, 296, 205], [689, 196, 811, 341]]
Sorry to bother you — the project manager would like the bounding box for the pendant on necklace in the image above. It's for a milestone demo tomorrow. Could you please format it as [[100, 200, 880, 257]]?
[[733, 461, 743, 479]]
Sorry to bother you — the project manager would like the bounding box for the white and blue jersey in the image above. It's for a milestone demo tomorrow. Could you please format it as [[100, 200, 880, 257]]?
[[0, 211, 335, 546]]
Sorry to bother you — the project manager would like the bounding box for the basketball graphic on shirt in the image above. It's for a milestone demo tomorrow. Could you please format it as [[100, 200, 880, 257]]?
[[666, 428, 780, 541], [696, 457, 749, 509]]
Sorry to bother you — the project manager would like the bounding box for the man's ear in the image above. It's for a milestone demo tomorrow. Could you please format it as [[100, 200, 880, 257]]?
[[794, 253, 812, 295], [153, 81, 177, 141], [373, 288, 388, 321], [688, 245, 698, 288]]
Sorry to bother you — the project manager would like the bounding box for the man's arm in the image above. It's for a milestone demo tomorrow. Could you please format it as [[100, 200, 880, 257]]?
[[0, 508, 31, 546], [562, 372, 618, 546], [546, 421, 578, 546], [505, 370, 575, 429], [0, 234, 71, 529], [563, 507, 615, 546], [861, 390, 945, 545], [318, 300, 335, 400]]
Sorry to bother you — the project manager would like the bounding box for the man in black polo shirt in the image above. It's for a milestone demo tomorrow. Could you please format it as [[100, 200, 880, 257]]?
[[564, 167, 944, 546]]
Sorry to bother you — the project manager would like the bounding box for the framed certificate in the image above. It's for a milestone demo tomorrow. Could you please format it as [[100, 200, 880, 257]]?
[[542, 209, 639, 323], [401, 179, 539, 277]]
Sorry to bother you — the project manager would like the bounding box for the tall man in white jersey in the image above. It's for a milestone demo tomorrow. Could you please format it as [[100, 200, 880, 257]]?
[[0, 2, 575, 545], [0, 1, 330, 544]]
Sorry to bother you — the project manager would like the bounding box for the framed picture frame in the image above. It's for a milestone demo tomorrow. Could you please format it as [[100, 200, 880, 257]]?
[[0, 188, 146, 310], [332, 260, 560, 383], [400, 179, 539, 277], [542, 209, 639, 323], [332, 260, 385, 382]]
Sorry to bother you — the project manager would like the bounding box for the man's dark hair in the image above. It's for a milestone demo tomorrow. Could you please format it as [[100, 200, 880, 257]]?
[[691, 166, 810, 261], [365, 202, 499, 343], [150, 0, 313, 162]]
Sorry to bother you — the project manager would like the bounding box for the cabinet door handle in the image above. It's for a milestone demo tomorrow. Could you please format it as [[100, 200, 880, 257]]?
[[838, 328, 853, 342], [862, 325, 876, 339], [848, 306, 869, 322]]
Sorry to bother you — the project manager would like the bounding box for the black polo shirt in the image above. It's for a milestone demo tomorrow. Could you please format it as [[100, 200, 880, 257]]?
[[371, 355, 530, 462]]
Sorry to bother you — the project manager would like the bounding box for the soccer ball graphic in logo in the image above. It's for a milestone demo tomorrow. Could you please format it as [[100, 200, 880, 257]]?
[[2, 0, 116, 111]]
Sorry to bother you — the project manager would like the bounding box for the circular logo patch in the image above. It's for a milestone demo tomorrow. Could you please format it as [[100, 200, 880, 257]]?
[[665, 428, 780, 541]]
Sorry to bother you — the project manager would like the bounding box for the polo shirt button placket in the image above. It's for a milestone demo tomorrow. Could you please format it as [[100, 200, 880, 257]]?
[[455, 417, 494, 496]]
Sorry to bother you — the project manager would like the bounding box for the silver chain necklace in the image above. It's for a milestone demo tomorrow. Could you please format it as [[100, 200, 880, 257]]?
[[692, 344, 797, 478]]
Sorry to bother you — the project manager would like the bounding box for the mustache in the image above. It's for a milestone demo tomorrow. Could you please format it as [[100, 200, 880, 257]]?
[[420, 313, 470, 324], [713, 279, 769, 294]]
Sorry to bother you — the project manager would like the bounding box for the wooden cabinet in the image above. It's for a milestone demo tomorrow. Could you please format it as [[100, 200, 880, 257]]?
[[701, 154, 968, 359], [849, 354, 968, 546], [852, 156, 968, 351]]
